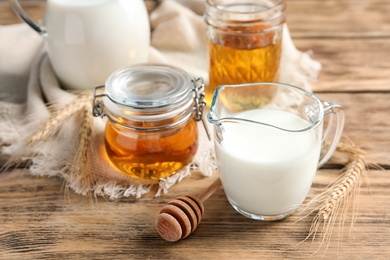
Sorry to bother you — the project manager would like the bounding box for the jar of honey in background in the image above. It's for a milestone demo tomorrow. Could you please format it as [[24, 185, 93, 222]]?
[[93, 65, 206, 183], [204, 0, 286, 111]]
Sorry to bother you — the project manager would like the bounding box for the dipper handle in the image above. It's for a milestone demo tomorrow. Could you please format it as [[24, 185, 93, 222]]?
[[156, 178, 222, 242], [197, 178, 222, 202]]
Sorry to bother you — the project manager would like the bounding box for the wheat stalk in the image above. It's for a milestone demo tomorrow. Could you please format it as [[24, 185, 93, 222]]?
[[302, 137, 366, 255], [28, 93, 91, 145], [1, 92, 93, 171], [68, 101, 95, 194], [3, 92, 96, 195]]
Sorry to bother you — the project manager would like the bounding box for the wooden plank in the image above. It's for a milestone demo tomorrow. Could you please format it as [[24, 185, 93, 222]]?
[[0, 1, 157, 26], [286, 0, 390, 38], [0, 2, 45, 26], [295, 38, 390, 92], [0, 168, 388, 258], [316, 92, 390, 167]]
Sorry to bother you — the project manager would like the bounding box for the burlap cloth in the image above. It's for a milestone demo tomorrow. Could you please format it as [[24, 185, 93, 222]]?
[[0, 0, 321, 199]]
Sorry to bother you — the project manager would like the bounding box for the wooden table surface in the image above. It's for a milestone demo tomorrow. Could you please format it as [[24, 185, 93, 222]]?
[[1, 0, 389, 259]]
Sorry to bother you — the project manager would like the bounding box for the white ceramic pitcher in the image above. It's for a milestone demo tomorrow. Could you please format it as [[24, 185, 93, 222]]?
[[9, 0, 150, 90]]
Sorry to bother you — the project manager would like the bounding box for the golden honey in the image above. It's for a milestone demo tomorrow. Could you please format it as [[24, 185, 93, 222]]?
[[104, 118, 198, 182], [204, 0, 286, 108], [92, 64, 205, 183], [207, 37, 282, 109]]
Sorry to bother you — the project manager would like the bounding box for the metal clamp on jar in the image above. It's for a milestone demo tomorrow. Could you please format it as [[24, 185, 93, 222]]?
[[93, 64, 207, 183]]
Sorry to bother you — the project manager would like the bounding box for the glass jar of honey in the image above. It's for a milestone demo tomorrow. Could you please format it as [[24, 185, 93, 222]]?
[[204, 0, 286, 109], [92, 64, 206, 183]]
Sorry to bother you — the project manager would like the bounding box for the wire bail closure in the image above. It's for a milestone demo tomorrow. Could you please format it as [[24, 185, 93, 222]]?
[[192, 77, 205, 121], [192, 77, 211, 140], [92, 85, 106, 118]]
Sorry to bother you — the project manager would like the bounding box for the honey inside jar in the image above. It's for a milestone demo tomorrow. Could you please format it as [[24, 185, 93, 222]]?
[[104, 117, 198, 182], [206, 25, 282, 109], [204, 0, 286, 110]]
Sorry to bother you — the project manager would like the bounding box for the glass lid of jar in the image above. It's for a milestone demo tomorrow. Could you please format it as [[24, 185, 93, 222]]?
[[105, 64, 192, 108]]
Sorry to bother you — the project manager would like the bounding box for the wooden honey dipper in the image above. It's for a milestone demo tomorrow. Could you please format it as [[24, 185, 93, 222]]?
[[156, 178, 222, 242]]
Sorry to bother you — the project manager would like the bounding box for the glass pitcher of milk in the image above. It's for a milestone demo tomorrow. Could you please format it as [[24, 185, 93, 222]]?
[[9, 0, 150, 90], [207, 82, 345, 221]]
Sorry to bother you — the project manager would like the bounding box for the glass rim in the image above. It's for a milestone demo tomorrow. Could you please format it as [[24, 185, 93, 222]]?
[[204, 0, 286, 32], [205, 0, 285, 15], [207, 82, 325, 133]]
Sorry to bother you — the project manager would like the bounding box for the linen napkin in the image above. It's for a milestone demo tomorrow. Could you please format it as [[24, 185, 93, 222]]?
[[0, 0, 321, 198]]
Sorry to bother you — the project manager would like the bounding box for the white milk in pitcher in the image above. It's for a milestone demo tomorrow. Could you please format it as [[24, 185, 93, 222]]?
[[215, 109, 321, 218], [44, 0, 150, 90]]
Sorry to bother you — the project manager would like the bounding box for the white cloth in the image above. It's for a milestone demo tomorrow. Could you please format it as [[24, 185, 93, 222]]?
[[0, 0, 321, 198]]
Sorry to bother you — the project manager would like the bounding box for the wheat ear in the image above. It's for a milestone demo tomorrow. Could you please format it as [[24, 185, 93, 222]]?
[[28, 93, 92, 145], [1, 93, 92, 171], [68, 101, 95, 194], [304, 137, 366, 254]]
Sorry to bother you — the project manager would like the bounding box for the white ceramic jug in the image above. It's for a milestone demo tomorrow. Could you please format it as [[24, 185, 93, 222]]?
[[9, 0, 150, 90]]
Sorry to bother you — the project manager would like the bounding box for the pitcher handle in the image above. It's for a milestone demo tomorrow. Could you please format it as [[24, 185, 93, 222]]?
[[8, 0, 46, 35], [318, 100, 345, 168]]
